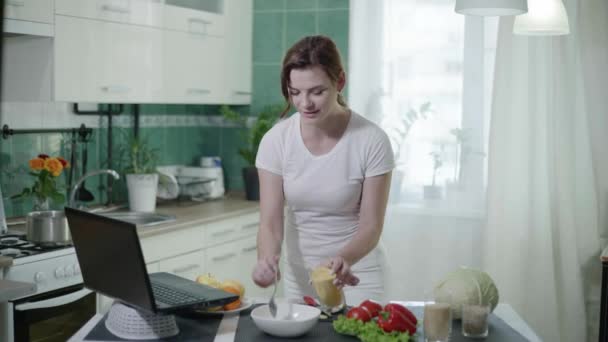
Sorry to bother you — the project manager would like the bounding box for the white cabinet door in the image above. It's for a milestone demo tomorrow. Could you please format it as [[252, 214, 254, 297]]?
[[162, 29, 226, 104], [163, 2, 225, 37], [54, 15, 164, 103], [223, 0, 252, 104], [204, 241, 241, 284], [4, 0, 53, 24], [55, 0, 164, 28], [158, 250, 205, 283]]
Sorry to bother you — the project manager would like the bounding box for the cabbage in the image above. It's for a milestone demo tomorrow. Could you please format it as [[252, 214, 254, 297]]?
[[433, 267, 499, 319]]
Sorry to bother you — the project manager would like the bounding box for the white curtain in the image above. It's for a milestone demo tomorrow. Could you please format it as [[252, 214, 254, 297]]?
[[350, 0, 494, 302], [350, 0, 607, 341], [483, 0, 606, 341]]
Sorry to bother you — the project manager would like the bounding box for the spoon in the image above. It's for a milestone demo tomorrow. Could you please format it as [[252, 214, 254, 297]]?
[[269, 265, 278, 318]]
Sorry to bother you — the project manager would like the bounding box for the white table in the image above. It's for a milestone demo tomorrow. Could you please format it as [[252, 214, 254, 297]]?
[[69, 300, 541, 342]]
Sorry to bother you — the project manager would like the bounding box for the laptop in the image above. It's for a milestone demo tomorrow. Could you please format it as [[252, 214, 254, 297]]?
[[65, 207, 239, 314]]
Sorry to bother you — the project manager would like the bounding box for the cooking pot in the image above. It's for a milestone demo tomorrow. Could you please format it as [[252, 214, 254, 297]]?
[[26, 210, 71, 246]]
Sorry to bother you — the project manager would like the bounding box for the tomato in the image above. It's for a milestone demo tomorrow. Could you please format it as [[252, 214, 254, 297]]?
[[346, 306, 372, 322], [359, 299, 383, 317], [303, 296, 318, 307]]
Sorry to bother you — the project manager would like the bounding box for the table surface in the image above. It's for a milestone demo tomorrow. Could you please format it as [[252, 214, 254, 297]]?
[[69, 300, 541, 342]]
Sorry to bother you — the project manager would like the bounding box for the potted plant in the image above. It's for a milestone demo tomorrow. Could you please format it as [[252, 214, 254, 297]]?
[[120, 134, 160, 212], [381, 102, 432, 203], [424, 148, 444, 200], [221, 105, 280, 201], [12, 154, 70, 211]]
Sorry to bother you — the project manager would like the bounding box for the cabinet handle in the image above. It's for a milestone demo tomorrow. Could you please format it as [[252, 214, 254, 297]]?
[[188, 18, 211, 25], [211, 229, 235, 238], [241, 222, 258, 230], [173, 264, 199, 274], [101, 85, 130, 93], [242, 245, 257, 253], [188, 18, 210, 35], [100, 4, 131, 14], [211, 253, 237, 262], [187, 88, 211, 95], [6, 1, 25, 7], [234, 91, 252, 96]]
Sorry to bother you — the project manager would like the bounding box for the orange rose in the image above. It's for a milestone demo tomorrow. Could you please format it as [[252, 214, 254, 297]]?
[[57, 157, 69, 168], [44, 158, 64, 177], [29, 158, 45, 171]]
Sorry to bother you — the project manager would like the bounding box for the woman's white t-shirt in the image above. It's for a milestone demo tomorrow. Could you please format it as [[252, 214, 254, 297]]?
[[255, 111, 394, 302]]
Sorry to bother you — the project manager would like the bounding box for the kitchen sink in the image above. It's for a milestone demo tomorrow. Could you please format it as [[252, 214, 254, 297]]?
[[96, 211, 176, 227]]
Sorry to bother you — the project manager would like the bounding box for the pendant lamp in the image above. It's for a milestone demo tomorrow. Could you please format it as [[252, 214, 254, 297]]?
[[455, 0, 528, 16], [513, 0, 570, 35]]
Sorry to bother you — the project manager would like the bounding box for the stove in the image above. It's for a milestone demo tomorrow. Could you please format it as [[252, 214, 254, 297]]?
[[0, 234, 70, 259], [0, 233, 94, 342]]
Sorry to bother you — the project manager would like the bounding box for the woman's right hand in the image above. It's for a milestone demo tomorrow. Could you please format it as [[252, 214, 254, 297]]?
[[252, 255, 280, 288]]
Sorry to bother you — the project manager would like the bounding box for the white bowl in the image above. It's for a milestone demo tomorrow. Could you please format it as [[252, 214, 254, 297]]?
[[251, 303, 320, 338]]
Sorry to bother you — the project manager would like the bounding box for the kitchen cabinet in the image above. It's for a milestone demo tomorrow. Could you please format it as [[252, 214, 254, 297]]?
[[54, 15, 164, 103], [163, 0, 225, 37], [3, 0, 53, 37], [158, 250, 205, 282], [162, 30, 226, 104], [55, 0, 164, 29], [223, 0, 253, 104]]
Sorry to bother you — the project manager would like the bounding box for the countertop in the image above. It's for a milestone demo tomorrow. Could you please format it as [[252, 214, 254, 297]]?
[[0, 256, 12, 268], [68, 301, 541, 342], [0, 278, 36, 302], [137, 194, 259, 238], [0, 194, 259, 267]]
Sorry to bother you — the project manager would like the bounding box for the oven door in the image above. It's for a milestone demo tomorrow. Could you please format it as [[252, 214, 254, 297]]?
[[12, 284, 95, 342]]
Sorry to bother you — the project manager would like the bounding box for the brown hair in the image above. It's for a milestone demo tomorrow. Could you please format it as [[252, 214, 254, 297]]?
[[279, 35, 347, 118]]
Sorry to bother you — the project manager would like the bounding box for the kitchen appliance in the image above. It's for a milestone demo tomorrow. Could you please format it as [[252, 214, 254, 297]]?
[[157, 165, 225, 201], [0, 234, 94, 342], [26, 210, 71, 246]]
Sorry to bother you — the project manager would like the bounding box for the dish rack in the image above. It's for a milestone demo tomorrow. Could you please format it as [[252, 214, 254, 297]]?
[[157, 165, 224, 201]]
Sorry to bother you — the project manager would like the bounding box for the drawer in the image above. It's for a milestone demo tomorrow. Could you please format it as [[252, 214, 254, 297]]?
[[163, 4, 225, 37], [4, 0, 53, 24], [55, 0, 164, 28], [204, 212, 259, 247], [158, 250, 205, 282], [141, 225, 205, 262]]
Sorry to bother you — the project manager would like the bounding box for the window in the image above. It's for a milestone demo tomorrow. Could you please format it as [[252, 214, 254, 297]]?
[[350, 0, 497, 214]]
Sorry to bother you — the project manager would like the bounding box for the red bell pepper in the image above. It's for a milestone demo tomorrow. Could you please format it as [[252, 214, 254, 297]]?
[[377, 304, 417, 335], [346, 306, 372, 322], [359, 299, 383, 317], [383, 303, 418, 326]]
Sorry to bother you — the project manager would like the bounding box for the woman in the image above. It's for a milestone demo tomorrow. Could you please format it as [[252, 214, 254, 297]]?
[[252, 35, 394, 305]]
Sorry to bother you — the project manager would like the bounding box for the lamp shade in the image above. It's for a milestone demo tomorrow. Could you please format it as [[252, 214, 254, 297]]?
[[513, 0, 570, 35], [455, 0, 528, 16]]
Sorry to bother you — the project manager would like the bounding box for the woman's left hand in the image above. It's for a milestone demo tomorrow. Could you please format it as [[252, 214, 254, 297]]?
[[324, 256, 360, 289]]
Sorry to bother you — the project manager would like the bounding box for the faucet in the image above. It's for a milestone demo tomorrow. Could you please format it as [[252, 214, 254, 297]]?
[[0, 185, 7, 235], [69, 169, 120, 208]]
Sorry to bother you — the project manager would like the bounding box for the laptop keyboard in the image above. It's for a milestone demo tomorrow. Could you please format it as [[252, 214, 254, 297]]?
[[151, 282, 206, 306]]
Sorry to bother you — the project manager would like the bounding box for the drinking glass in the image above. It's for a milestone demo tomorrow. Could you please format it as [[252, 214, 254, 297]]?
[[423, 291, 452, 342], [461, 303, 490, 338], [310, 267, 345, 314]]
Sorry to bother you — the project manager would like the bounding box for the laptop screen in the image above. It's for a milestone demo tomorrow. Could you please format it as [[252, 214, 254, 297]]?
[[65, 207, 156, 312]]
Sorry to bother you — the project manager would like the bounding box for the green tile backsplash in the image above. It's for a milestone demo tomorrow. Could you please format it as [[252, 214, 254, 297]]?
[[0, 0, 349, 217]]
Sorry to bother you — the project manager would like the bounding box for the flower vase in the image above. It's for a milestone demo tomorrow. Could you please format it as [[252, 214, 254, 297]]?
[[33, 197, 50, 211]]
